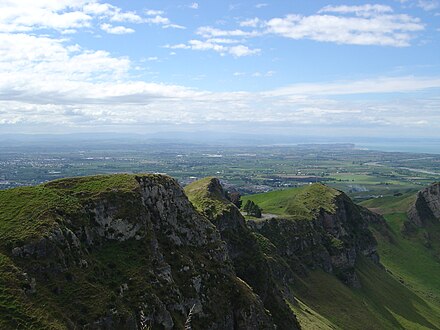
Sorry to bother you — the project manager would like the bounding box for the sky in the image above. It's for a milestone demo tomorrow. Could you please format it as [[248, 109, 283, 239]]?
[[0, 0, 439, 139]]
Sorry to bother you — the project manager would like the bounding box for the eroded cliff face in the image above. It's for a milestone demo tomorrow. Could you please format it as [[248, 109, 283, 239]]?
[[407, 182, 440, 228], [1, 175, 273, 330], [249, 192, 382, 287], [185, 178, 300, 330]]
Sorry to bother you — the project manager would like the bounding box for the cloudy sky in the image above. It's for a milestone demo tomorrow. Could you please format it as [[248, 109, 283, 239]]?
[[0, 0, 439, 138]]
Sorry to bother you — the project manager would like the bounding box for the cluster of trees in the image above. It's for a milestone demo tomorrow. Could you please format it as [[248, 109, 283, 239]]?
[[226, 191, 262, 218], [243, 200, 262, 218]]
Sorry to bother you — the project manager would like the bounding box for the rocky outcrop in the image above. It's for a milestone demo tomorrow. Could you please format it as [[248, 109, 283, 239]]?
[[248, 188, 382, 287], [185, 178, 300, 330], [407, 182, 440, 228], [1, 174, 274, 330]]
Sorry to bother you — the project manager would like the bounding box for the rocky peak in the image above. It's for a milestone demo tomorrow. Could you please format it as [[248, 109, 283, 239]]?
[[185, 178, 301, 330], [407, 182, 440, 227]]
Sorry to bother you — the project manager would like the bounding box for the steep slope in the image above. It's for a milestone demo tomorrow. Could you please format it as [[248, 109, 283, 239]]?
[[0, 174, 273, 329], [245, 184, 440, 329], [185, 177, 300, 330], [244, 184, 382, 286], [360, 189, 440, 328], [362, 184, 440, 306]]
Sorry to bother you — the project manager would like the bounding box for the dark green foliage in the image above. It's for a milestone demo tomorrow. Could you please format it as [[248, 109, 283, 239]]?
[[243, 200, 262, 218]]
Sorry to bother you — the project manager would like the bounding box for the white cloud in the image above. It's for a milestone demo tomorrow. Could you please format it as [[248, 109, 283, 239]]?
[[240, 18, 260, 28], [265, 8, 424, 47], [417, 0, 439, 10], [229, 45, 260, 57], [189, 3, 199, 9], [0, 1, 146, 33], [166, 40, 259, 57], [83, 3, 142, 23], [145, 15, 170, 25], [0, 5, 92, 32], [1, 32, 438, 131], [145, 9, 164, 16], [144, 11, 185, 29], [319, 4, 394, 16], [100, 23, 134, 34], [265, 76, 440, 97], [255, 3, 268, 9], [398, 0, 440, 10], [197, 26, 259, 38]]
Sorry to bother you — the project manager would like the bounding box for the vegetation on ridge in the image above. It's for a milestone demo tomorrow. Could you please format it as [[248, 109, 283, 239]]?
[[241, 183, 339, 220]]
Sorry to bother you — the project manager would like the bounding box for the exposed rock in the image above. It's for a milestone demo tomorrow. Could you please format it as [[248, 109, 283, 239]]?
[[249, 190, 382, 287], [407, 182, 440, 228], [185, 177, 301, 330], [1, 174, 274, 330]]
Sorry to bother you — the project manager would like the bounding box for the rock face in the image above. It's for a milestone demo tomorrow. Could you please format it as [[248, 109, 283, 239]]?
[[407, 182, 440, 228], [185, 178, 301, 330], [249, 191, 382, 287], [0, 174, 273, 329]]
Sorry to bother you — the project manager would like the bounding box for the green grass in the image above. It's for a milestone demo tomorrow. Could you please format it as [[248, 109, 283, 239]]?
[[0, 253, 64, 329], [0, 174, 153, 249], [0, 185, 81, 247], [287, 298, 336, 330], [361, 191, 440, 305], [241, 183, 339, 220], [359, 190, 440, 329], [360, 190, 418, 214], [373, 213, 440, 304], [184, 177, 232, 219], [292, 257, 440, 329], [43, 173, 141, 196]]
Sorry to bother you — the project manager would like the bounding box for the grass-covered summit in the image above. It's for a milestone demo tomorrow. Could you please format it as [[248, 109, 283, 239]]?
[[184, 177, 232, 221], [241, 183, 339, 220]]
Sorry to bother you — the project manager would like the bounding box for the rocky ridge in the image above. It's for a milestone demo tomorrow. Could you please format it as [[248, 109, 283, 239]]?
[[185, 178, 300, 330], [0, 174, 273, 329], [407, 182, 440, 228]]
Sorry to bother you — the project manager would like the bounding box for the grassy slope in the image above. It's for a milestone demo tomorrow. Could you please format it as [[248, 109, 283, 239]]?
[[0, 174, 162, 329], [292, 257, 440, 330], [241, 184, 339, 220], [0, 174, 140, 248], [184, 177, 232, 219], [361, 192, 440, 305], [243, 185, 440, 329]]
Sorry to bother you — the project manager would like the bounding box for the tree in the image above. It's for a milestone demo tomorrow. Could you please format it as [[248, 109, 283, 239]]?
[[243, 200, 252, 213], [243, 200, 262, 218]]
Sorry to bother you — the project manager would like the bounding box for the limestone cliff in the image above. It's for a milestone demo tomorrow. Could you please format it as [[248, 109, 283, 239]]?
[[0, 174, 273, 329]]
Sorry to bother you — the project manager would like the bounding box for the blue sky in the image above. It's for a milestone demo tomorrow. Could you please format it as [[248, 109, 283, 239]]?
[[0, 0, 439, 138]]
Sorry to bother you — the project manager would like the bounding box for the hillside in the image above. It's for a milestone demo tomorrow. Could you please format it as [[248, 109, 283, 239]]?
[[243, 185, 440, 329], [2, 175, 440, 329], [0, 174, 273, 329]]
